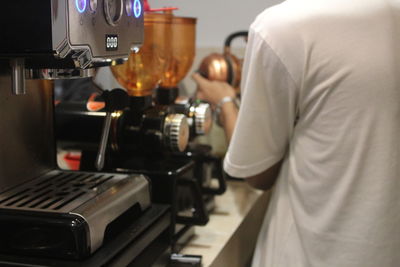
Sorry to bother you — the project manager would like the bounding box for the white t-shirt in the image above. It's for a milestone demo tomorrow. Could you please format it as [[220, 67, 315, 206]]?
[[224, 0, 400, 266]]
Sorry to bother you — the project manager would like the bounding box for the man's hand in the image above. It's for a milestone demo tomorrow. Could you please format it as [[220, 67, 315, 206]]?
[[192, 72, 239, 142], [192, 73, 236, 107]]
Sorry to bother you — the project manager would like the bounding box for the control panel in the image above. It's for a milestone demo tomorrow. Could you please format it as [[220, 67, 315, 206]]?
[[66, 0, 144, 67], [0, 0, 144, 69]]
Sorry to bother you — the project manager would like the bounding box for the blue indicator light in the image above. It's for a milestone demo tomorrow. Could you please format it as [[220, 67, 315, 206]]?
[[134, 0, 142, 18], [75, 0, 87, 13]]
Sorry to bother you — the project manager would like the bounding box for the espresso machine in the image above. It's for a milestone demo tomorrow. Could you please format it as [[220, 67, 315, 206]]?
[[54, 11, 226, 253], [0, 1, 172, 266]]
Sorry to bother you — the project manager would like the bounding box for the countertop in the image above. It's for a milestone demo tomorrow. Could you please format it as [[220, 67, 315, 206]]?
[[180, 180, 271, 267]]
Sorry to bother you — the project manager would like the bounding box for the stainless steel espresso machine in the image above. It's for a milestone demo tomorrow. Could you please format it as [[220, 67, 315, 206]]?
[[0, 1, 172, 266]]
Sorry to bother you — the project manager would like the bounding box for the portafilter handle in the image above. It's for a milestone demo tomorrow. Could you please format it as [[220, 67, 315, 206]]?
[[95, 89, 129, 171]]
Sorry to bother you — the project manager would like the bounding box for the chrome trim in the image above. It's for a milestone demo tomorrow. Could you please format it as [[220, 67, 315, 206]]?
[[164, 114, 189, 152], [51, 0, 68, 57], [104, 0, 124, 26], [191, 102, 212, 135], [26, 68, 96, 80], [10, 58, 26, 95], [111, 111, 123, 152]]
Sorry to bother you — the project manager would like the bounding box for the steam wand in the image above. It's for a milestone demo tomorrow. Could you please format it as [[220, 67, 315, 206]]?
[[10, 58, 26, 95], [95, 89, 129, 171]]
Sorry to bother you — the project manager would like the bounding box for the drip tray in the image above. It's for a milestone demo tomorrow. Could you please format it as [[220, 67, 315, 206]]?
[[0, 170, 151, 260], [0, 170, 135, 212]]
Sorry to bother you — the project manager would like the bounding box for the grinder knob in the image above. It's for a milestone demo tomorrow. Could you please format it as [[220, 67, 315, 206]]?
[[191, 102, 212, 136], [164, 114, 189, 152]]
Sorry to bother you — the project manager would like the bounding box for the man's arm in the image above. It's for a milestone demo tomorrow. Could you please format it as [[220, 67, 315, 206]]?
[[246, 160, 283, 191], [219, 101, 238, 142], [222, 29, 297, 190]]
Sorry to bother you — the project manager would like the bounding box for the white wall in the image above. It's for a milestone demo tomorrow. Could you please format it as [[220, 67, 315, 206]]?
[[149, 0, 283, 47]]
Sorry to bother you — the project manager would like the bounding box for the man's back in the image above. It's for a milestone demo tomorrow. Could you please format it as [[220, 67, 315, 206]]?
[[224, 0, 400, 266]]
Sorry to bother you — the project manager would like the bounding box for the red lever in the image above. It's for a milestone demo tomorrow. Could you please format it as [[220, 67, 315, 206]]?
[[143, 0, 178, 12], [144, 0, 150, 11]]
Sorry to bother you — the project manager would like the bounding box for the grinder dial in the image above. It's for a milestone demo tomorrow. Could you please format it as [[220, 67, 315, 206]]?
[[191, 102, 212, 135], [104, 0, 124, 26], [164, 114, 189, 152]]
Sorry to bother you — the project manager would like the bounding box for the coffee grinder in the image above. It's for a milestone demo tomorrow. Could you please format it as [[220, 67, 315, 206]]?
[[154, 14, 227, 214], [0, 1, 172, 266]]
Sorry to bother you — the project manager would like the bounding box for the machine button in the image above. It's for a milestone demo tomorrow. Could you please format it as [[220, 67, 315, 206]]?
[[126, 0, 133, 16], [76, 0, 87, 13], [90, 0, 98, 13], [134, 0, 142, 18]]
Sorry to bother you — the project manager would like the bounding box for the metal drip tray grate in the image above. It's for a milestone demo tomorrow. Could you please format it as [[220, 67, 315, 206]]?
[[0, 170, 124, 213]]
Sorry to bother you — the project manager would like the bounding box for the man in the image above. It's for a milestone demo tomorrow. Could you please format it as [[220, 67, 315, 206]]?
[[193, 0, 400, 266]]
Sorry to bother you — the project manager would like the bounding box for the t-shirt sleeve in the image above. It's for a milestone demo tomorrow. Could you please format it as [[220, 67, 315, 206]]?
[[223, 27, 298, 178]]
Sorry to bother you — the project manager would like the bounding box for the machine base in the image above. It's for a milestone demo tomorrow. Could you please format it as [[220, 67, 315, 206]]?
[[0, 204, 171, 267]]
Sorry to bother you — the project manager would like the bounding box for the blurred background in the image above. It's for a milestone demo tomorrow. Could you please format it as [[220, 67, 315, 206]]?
[[151, 0, 282, 47], [150, 0, 283, 92]]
